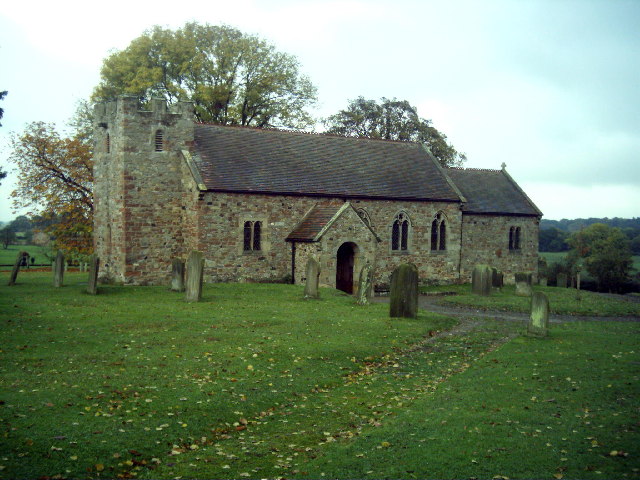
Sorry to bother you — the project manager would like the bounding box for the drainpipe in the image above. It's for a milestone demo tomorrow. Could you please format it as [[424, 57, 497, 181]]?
[[291, 241, 296, 284], [458, 207, 464, 283]]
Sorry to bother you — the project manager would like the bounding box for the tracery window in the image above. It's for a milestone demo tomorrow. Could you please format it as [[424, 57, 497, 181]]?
[[243, 221, 262, 251], [391, 212, 410, 251], [154, 130, 164, 152], [431, 212, 447, 251], [509, 226, 522, 251]]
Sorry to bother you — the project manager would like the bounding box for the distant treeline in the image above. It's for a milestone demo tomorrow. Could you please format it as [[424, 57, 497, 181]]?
[[540, 217, 640, 253]]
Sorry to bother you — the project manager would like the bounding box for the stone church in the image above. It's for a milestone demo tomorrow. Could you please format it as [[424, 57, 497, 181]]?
[[93, 96, 542, 291]]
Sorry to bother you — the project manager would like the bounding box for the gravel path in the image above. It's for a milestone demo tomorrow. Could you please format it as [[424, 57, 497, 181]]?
[[373, 294, 640, 323]]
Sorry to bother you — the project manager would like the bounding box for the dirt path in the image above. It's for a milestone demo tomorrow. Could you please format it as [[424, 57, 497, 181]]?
[[373, 295, 640, 323]]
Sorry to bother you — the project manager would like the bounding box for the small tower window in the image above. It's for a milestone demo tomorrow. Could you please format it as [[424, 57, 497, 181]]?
[[106, 133, 110, 153], [155, 130, 164, 152]]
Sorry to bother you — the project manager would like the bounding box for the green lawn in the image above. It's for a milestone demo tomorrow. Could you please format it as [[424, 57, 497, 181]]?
[[1, 273, 638, 479], [422, 284, 640, 317]]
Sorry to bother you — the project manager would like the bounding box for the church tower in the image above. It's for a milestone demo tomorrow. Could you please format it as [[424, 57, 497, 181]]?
[[93, 96, 195, 284]]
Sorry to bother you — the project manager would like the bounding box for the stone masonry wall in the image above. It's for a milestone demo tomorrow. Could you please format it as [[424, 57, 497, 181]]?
[[460, 214, 540, 284], [93, 97, 195, 284]]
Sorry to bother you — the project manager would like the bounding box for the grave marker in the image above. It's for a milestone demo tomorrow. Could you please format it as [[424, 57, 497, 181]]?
[[53, 250, 65, 288], [8, 251, 26, 286], [528, 291, 550, 337], [303, 257, 320, 299], [87, 255, 100, 295], [171, 259, 185, 292], [471, 265, 492, 296], [356, 263, 374, 306], [515, 272, 533, 296], [185, 251, 204, 302], [389, 264, 418, 318]]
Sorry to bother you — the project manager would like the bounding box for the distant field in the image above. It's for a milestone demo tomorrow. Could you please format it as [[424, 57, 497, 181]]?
[[541, 251, 640, 273], [0, 244, 51, 266]]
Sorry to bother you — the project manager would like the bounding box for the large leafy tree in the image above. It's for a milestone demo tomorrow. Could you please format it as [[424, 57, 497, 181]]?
[[8, 118, 93, 258], [567, 223, 633, 292], [323, 97, 466, 167], [93, 23, 318, 129]]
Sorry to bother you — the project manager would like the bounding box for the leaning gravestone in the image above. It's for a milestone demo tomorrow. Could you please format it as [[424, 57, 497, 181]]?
[[303, 257, 320, 299], [528, 291, 550, 337], [471, 265, 492, 296], [185, 251, 204, 302], [515, 272, 533, 297], [389, 264, 418, 318], [53, 250, 65, 288], [356, 263, 374, 306], [171, 258, 185, 292], [8, 251, 26, 286], [556, 272, 568, 288], [87, 255, 100, 295]]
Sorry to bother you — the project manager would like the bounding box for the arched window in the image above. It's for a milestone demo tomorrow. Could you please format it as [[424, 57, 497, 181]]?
[[243, 221, 262, 252], [431, 212, 447, 251], [154, 130, 164, 152], [106, 133, 110, 153], [391, 212, 410, 251], [509, 226, 521, 251]]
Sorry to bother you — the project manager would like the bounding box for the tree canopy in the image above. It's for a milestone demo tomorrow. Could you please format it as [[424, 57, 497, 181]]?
[[8, 118, 93, 257], [323, 97, 466, 167], [567, 223, 633, 292], [93, 23, 318, 129]]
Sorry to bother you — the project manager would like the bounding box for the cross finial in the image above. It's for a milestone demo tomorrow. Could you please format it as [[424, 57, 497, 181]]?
[[501, 162, 507, 170]]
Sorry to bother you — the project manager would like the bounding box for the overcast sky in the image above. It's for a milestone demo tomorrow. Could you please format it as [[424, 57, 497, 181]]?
[[1, 0, 638, 223]]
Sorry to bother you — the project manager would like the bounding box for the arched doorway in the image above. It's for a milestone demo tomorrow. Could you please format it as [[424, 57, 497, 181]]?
[[336, 242, 357, 294]]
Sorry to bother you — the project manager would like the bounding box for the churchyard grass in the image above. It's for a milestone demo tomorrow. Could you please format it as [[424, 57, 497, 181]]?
[[422, 284, 640, 317], [0, 244, 50, 269], [1, 272, 638, 479]]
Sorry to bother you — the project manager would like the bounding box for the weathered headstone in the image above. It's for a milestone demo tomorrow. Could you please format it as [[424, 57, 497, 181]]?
[[8, 251, 26, 286], [303, 257, 320, 299], [185, 251, 204, 302], [515, 272, 533, 297], [53, 250, 65, 288], [389, 264, 419, 318], [491, 267, 504, 290], [356, 263, 374, 306], [556, 272, 567, 288], [528, 291, 550, 337], [471, 265, 492, 296], [87, 255, 100, 295], [171, 258, 185, 292], [539, 277, 548, 287]]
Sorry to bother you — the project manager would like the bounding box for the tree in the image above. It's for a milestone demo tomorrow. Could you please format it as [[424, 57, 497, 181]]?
[[8, 120, 93, 257], [0, 226, 16, 249], [538, 227, 569, 252], [567, 223, 633, 292], [323, 97, 466, 167], [93, 23, 318, 129], [0, 90, 7, 127]]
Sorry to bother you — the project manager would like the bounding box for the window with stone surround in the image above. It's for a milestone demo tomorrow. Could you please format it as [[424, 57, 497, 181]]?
[[243, 221, 262, 252], [391, 211, 410, 252], [509, 226, 522, 251], [431, 212, 447, 251], [154, 130, 164, 152]]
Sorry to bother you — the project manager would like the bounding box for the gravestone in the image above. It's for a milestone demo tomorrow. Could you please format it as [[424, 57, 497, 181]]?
[[515, 272, 533, 297], [8, 251, 26, 286], [389, 264, 418, 318], [303, 257, 320, 299], [528, 291, 550, 337], [87, 255, 100, 295], [356, 263, 374, 306], [539, 277, 548, 287], [171, 258, 185, 292], [556, 272, 567, 288], [53, 250, 65, 288], [471, 265, 492, 296], [185, 251, 204, 302], [491, 267, 504, 290]]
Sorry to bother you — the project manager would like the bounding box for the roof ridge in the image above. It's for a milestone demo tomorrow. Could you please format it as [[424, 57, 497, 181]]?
[[446, 167, 502, 173], [194, 122, 421, 145]]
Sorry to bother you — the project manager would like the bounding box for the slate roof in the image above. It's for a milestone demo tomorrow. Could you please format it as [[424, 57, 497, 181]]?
[[445, 168, 542, 216], [286, 201, 346, 242], [192, 124, 461, 202]]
